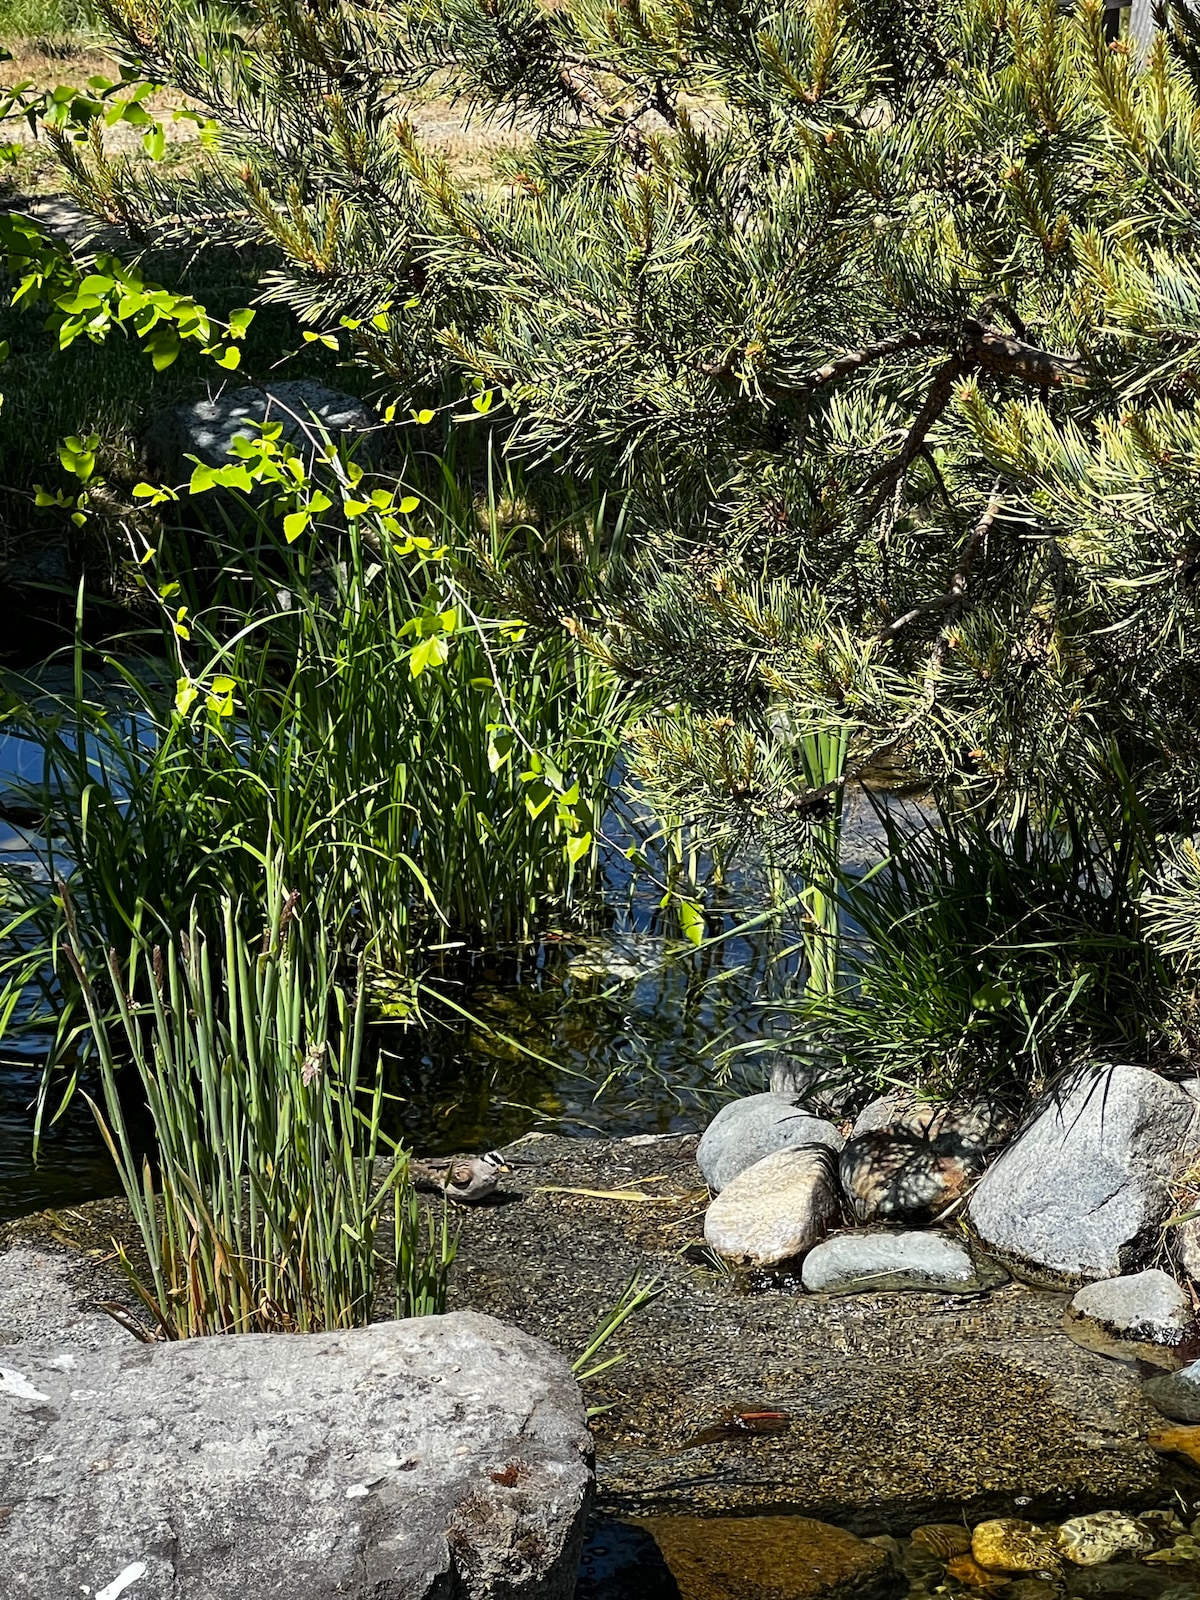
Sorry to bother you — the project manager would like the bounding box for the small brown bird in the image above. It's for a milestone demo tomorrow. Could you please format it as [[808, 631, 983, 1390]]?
[[410, 1149, 511, 1204]]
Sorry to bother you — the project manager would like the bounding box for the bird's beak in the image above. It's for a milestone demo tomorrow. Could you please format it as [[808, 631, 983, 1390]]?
[[499, 1162, 512, 1173]]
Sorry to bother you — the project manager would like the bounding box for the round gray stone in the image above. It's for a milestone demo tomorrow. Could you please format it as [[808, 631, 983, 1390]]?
[[801, 1230, 1008, 1295], [697, 1093, 844, 1193], [969, 1064, 1200, 1285]]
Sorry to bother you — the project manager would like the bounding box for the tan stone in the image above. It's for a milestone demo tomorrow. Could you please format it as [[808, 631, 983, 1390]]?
[[971, 1519, 1061, 1573], [639, 1514, 896, 1600], [911, 1524, 972, 1559], [703, 1147, 841, 1267], [1056, 1511, 1155, 1566]]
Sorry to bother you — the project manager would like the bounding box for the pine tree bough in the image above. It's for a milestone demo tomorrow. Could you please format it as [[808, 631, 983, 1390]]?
[[45, 0, 1200, 828]]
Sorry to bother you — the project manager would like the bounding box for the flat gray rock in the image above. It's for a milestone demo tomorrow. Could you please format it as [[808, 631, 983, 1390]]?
[[0, 1311, 592, 1600], [1143, 1357, 1200, 1421], [801, 1230, 1008, 1295], [144, 381, 377, 482], [969, 1064, 1200, 1285], [1064, 1269, 1196, 1369], [697, 1093, 843, 1193], [704, 1147, 842, 1267]]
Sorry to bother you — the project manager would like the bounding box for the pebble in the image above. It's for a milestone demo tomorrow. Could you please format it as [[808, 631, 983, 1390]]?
[[909, 1522, 972, 1558], [972, 1517, 1062, 1573], [703, 1147, 842, 1268], [1057, 1512, 1156, 1566], [947, 1553, 1012, 1590]]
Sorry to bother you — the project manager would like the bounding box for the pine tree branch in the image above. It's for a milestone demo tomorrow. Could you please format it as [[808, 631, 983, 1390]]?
[[860, 356, 967, 522], [877, 480, 1005, 642]]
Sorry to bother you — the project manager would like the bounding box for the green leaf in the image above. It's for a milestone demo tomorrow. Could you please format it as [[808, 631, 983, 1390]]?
[[283, 510, 310, 542], [408, 635, 449, 677], [565, 831, 593, 866], [174, 678, 199, 716], [678, 899, 705, 946]]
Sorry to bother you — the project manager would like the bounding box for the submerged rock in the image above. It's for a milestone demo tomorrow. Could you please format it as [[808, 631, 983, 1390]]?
[[1064, 1269, 1197, 1369], [704, 1146, 842, 1267], [969, 1064, 1200, 1285], [1143, 1358, 1200, 1422], [909, 1524, 972, 1558], [971, 1518, 1062, 1573], [697, 1093, 844, 1193], [637, 1514, 902, 1600], [1064, 1565, 1191, 1599], [801, 1230, 1006, 1296], [839, 1129, 984, 1224], [1056, 1512, 1156, 1566], [0, 1311, 592, 1600]]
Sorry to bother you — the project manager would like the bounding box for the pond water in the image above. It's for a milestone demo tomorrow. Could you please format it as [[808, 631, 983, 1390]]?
[[0, 683, 925, 1221]]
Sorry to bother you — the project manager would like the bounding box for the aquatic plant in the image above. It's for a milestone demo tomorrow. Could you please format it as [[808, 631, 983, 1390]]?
[[806, 782, 1171, 1097], [62, 871, 453, 1335]]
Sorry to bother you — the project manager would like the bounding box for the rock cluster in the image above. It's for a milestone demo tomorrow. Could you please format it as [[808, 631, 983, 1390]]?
[[697, 1064, 1200, 1328]]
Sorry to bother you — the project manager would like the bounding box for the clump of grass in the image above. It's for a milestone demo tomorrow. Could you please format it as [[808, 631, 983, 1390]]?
[[805, 785, 1170, 1099], [63, 873, 453, 1336], [1, 0, 93, 39]]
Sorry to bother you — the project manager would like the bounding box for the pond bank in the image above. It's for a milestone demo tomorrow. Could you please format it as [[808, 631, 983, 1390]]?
[[4, 1131, 1194, 1535]]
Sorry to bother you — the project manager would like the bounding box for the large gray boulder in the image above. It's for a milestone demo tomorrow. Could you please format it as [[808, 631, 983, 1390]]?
[[0, 1310, 593, 1600], [697, 1093, 844, 1193], [144, 381, 377, 483], [970, 1064, 1200, 1285]]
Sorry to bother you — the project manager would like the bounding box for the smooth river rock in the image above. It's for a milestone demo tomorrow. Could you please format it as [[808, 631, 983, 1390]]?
[[839, 1130, 984, 1225], [1064, 1269, 1197, 1369], [971, 1517, 1062, 1572], [801, 1231, 1007, 1296], [1055, 1512, 1156, 1565], [635, 1515, 901, 1600], [697, 1093, 844, 1193], [0, 1311, 592, 1600], [704, 1146, 842, 1267], [969, 1064, 1200, 1285]]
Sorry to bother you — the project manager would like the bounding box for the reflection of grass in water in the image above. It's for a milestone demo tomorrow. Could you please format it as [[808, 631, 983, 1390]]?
[[377, 904, 802, 1156]]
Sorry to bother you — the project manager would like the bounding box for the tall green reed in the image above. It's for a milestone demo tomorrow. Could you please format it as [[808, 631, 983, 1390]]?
[[62, 871, 453, 1335]]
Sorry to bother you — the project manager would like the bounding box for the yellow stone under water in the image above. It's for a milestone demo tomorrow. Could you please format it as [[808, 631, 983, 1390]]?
[[635, 1515, 893, 1600], [910, 1524, 973, 1559], [971, 1518, 1062, 1573]]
